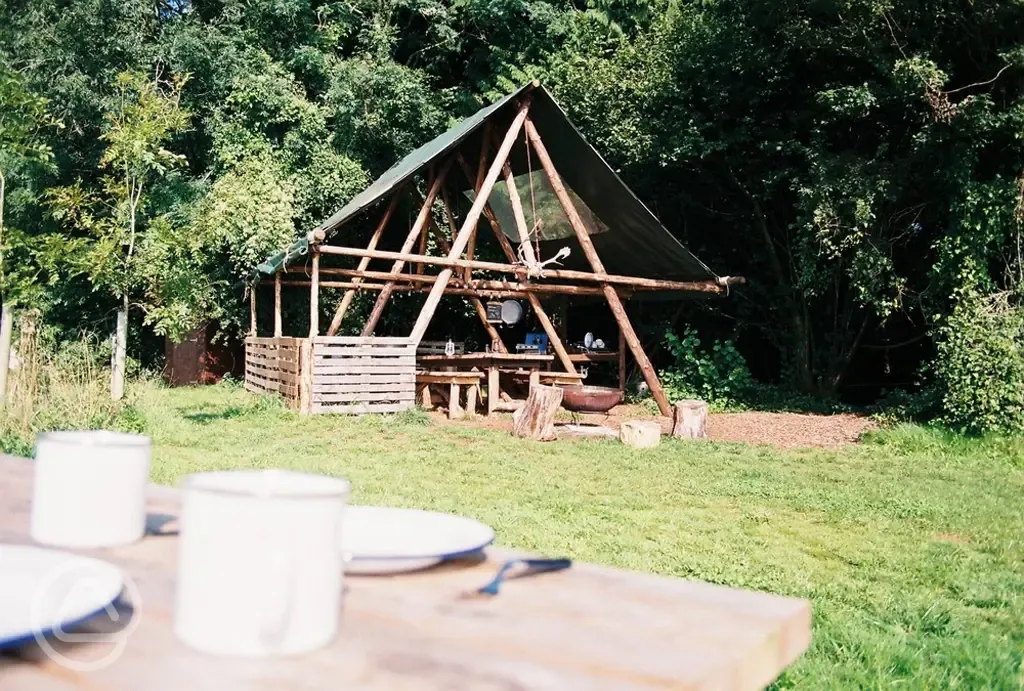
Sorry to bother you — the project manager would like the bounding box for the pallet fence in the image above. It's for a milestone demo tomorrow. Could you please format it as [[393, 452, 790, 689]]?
[[244, 337, 302, 408]]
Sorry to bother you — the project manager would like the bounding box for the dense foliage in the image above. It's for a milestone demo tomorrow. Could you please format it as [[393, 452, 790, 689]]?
[[1, 0, 1023, 431]]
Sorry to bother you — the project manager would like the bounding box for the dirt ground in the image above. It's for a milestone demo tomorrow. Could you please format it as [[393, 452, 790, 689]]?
[[431, 403, 876, 449]]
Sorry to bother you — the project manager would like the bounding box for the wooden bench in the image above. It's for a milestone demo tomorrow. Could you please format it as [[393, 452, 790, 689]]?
[[416, 370, 484, 419], [508, 369, 587, 389]]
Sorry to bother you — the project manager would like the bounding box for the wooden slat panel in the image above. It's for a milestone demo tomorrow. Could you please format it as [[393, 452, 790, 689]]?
[[245, 352, 299, 367], [244, 356, 299, 378], [314, 346, 416, 357], [245, 363, 300, 383], [313, 391, 416, 403], [313, 382, 414, 394], [314, 365, 418, 376], [312, 401, 415, 414], [313, 373, 415, 385], [247, 336, 304, 347], [313, 336, 413, 345]]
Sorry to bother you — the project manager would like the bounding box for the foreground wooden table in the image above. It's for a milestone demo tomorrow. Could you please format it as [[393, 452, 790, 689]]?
[[0, 456, 810, 690]]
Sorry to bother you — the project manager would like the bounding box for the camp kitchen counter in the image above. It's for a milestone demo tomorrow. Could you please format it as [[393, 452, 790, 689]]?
[[0, 455, 811, 690]]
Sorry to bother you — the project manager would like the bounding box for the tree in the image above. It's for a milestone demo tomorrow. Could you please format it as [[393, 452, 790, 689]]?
[[50, 71, 189, 400], [0, 66, 55, 405]]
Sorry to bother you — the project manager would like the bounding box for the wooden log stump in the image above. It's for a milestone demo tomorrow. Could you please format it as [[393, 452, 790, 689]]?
[[619, 421, 661, 449], [672, 400, 708, 439], [511, 384, 563, 441]]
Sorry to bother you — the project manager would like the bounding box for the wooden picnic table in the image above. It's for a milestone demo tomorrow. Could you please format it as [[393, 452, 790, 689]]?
[[418, 353, 559, 414], [0, 455, 810, 690]]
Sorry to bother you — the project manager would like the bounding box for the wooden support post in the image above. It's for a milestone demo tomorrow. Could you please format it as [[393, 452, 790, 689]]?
[[249, 288, 257, 337], [416, 219, 427, 274], [274, 274, 282, 337], [327, 194, 402, 336], [299, 339, 313, 415], [529, 369, 540, 391], [466, 383, 478, 417], [449, 382, 463, 419], [525, 117, 673, 417], [308, 250, 320, 338], [418, 383, 432, 409], [618, 327, 626, 392], [362, 162, 452, 337], [487, 366, 499, 415], [409, 96, 533, 343]]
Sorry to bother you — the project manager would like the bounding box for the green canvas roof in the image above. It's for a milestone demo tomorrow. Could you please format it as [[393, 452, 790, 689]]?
[[252, 83, 718, 286]]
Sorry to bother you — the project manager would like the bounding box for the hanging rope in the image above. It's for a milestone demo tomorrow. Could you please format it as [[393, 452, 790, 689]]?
[[517, 133, 570, 278]]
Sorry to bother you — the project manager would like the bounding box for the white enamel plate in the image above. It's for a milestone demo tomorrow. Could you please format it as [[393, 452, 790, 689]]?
[[0, 544, 125, 649], [341, 506, 495, 575]]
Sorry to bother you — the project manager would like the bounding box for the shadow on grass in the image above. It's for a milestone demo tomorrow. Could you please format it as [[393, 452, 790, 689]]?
[[183, 406, 246, 424]]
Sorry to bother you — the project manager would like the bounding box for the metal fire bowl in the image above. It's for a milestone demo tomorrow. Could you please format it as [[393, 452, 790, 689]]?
[[559, 385, 623, 413]]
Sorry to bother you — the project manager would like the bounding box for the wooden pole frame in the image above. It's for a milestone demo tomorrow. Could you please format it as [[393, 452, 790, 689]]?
[[437, 189, 507, 353], [274, 273, 282, 337], [326, 193, 402, 336], [524, 116, 673, 416], [285, 268, 621, 296], [480, 135, 575, 373], [249, 288, 257, 337], [308, 249, 320, 338], [316, 245, 727, 294], [409, 95, 534, 343], [362, 161, 452, 337]]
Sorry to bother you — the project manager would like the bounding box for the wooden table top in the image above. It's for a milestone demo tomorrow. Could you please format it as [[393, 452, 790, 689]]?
[[0, 456, 810, 690], [418, 353, 555, 364]]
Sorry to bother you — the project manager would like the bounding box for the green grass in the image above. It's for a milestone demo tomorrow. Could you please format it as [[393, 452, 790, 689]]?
[[138, 382, 1024, 689]]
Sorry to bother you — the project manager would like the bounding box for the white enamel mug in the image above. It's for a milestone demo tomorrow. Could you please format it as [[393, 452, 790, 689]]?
[[31, 430, 152, 548], [174, 470, 350, 657]]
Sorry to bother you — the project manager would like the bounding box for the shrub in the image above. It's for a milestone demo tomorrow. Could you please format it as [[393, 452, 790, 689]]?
[[659, 327, 754, 409], [0, 322, 146, 454], [931, 291, 1024, 435]]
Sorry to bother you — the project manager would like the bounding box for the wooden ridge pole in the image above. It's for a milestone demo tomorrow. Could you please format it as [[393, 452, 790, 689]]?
[[326, 193, 402, 336], [274, 273, 282, 337], [409, 95, 534, 343], [524, 117, 672, 416], [308, 249, 320, 337], [362, 161, 452, 336], [317, 244, 726, 294]]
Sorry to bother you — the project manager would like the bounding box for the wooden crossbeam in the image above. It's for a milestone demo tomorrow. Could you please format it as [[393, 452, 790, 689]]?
[[316, 245, 728, 294]]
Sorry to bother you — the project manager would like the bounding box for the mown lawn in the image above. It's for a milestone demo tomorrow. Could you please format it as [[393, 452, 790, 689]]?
[[138, 382, 1024, 689]]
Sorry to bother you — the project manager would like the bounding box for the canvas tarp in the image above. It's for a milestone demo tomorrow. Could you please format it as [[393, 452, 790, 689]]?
[[252, 83, 718, 286]]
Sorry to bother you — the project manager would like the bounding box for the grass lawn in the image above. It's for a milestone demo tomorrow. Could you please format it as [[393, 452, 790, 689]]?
[[138, 382, 1024, 689]]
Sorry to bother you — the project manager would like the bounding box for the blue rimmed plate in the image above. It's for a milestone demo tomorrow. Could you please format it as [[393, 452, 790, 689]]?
[[0, 544, 124, 649], [341, 506, 495, 575]]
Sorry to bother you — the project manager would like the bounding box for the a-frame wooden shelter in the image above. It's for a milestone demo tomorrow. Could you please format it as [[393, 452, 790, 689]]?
[[244, 82, 741, 416]]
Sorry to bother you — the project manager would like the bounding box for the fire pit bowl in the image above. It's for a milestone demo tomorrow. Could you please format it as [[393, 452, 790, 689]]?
[[559, 385, 623, 413]]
